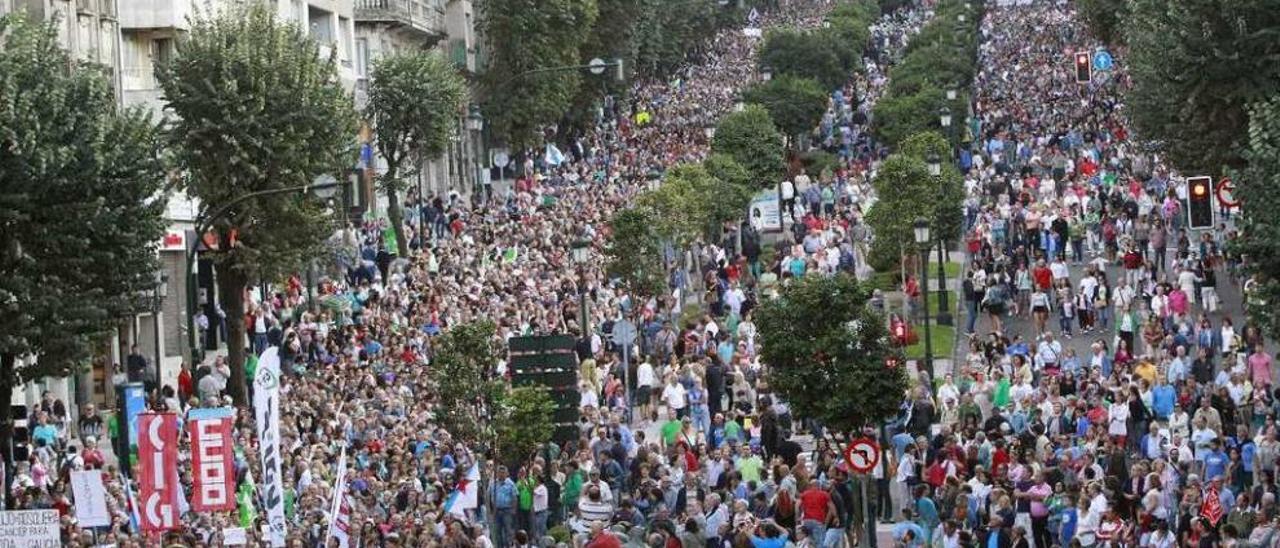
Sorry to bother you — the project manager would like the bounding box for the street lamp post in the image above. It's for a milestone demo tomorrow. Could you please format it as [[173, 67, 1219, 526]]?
[[466, 105, 485, 201], [926, 153, 952, 327], [185, 178, 348, 366], [151, 273, 168, 390], [571, 240, 591, 339], [913, 218, 935, 382], [760, 65, 772, 82]]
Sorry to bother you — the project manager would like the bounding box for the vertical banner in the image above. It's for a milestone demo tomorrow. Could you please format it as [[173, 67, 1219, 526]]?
[[122, 382, 147, 452], [70, 470, 111, 528], [188, 407, 236, 512], [253, 347, 287, 547], [138, 412, 179, 533], [326, 447, 350, 548]]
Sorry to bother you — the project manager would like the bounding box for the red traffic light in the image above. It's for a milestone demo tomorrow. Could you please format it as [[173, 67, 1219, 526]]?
[[1074, 52, 1091, 84], [1192, 181, 1208, 197]]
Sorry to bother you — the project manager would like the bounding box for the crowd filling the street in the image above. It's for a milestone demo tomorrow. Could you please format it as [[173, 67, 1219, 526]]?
[[5, 0, 1280, 547]]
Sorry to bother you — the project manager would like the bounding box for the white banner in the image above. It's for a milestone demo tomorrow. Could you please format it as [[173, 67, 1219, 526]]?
[[222, 527, 247, 546], [253, 347, 287, 547], [326, 448, 350, 548], [70, 470, 111, 528], [0, 510, 60, 547]]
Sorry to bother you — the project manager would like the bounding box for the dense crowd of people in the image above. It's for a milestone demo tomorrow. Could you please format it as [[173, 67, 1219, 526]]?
[[24, 0, 1278, 547], [19, 1, 937, 547], [881, 2, 1280, 547]]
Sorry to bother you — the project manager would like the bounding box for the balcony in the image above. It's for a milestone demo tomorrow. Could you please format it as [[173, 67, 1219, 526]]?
[[354, 0, 446, 44], [119, 0, 190, 30]]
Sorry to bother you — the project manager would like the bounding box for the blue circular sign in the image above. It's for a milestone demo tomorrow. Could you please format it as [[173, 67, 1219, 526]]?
[[1093, 51, 1113, 71]]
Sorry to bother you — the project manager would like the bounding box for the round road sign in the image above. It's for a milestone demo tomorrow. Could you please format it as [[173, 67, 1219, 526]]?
[[588, 58, 608, 75], [612, 319, 638, 347], [1217, 177, 1239, 208], [843, 437, 880, 474]]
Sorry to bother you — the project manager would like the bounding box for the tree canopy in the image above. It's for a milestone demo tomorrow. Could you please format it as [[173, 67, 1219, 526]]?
[[428, 321, 506, 446], [711, 105, 785, 188], [1233, 97, 1280, 341], [865, 153, 947, 270], [757, 274, 906, 434], [758, 29, 847, 90], [898, 132, 965, 243], [871, 0, 980, 147], [158, 3, 356, 404], [479, 0, 598, 149], [1125, 0, 1280, 174], [494, 386, 556, 465], [743, 75, 830, 140], [605, 207, 669, 299], [0, 13, 167, 493], [1076, 0, 1128, 46], [364, 51, 468, 257]]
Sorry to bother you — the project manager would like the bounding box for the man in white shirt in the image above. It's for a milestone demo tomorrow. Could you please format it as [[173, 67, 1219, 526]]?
[[662, 378, 687, 419], [635, 360, 657, 421]]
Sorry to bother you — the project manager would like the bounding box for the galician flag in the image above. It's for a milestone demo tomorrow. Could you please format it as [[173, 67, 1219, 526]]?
[[443, 462, 480, 517]]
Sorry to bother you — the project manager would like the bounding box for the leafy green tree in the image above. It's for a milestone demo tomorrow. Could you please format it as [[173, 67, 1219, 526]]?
[[830, 0, 880, 22], [1233, 96, 1280, 340], [703, 153, 753, 190], [757, 274, 906, 435], [871, 85, 947, 148], [606, 208, 668, 299], [638, 167, 708, 247], [1076, 0, 1129, 46], [878, 0, 911, 14], [634, 0, 746, 77], [158, 3, 355, 405], [1126, 0, 1280, 174], [758, 29, 847, 90], [364, 51, 468, 257], [428, 321, 506, 446], [479, 0, 598, 148], [743, 75, 830, 141], [865, 155, 941, 270], [0, 13, 166, 491], [712, 105, 785, 188], [898, 132, 965, 243], [494, 386, 556, 464]]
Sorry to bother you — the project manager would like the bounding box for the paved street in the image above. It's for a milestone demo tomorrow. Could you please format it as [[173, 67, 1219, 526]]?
[[959, 246, 1248, 365]]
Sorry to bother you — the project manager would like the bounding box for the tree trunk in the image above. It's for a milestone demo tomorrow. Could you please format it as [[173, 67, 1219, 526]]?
[[217, 266, 250, 407], [385, 181, 409, 258], [0, 354, 15, 510]]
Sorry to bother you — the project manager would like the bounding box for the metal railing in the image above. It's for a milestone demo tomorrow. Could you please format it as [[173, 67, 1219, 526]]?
[[353, 0, 445, 34]]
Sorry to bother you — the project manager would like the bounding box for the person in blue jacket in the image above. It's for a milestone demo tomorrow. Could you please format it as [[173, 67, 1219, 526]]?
[[1152, 376, 1177, 420]]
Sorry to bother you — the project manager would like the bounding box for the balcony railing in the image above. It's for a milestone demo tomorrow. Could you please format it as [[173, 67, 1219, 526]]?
[[354, 0, 445, 39]]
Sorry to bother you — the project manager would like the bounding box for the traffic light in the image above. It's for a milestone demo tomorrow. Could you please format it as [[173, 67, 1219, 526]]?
[[1188, 176, 1214, 230], [1074, 51, 1091, 84]]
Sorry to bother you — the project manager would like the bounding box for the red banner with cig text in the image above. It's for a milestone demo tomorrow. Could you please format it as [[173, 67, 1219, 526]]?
[[138, 412, 180, 533]]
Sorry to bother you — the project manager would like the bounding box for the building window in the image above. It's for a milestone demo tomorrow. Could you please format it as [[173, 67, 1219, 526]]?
[[338, 15, 352, 65], [308, 5, 333, 45], [152, 37, 174, 67], [354, 37, 369, 79]]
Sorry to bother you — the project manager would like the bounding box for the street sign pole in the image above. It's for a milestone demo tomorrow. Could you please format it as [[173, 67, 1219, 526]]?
[[862, 475, 874, 548]]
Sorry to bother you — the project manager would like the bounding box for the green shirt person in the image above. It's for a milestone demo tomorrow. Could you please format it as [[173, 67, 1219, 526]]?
[[560, 467, 584, 510], [517, 475, 535, 511], [661, 418, 683, 447]]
